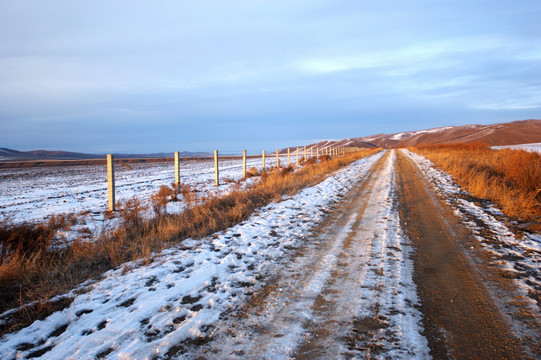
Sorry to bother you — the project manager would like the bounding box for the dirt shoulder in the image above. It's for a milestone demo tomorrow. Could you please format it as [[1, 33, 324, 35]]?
[[395, 150, 526, 359]]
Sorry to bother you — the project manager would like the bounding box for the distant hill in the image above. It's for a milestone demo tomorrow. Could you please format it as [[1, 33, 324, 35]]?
[[284, 119, 541, 152], [356, 119, 541, 148], [0, 148, 211, 161]]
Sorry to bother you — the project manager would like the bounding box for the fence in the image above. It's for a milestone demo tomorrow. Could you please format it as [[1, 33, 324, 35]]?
[[106, 146, 361, 211]]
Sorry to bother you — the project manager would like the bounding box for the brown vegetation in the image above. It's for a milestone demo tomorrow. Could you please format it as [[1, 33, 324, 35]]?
[[411, 143, 541, 227], [0, 148, 380, 334]]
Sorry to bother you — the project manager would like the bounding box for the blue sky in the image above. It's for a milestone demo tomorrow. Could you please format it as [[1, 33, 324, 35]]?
[[1, 1, 540, 154]]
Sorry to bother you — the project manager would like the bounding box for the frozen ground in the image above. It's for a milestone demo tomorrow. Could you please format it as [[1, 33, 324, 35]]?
[[0, 151, 431, 360], [492, 142, 541, 153]]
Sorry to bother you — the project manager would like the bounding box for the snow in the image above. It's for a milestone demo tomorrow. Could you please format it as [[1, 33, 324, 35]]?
[[0, 156, 290, 245], [0, 151, 431, 360], [390, 126, 455, 141], [390, 132, 408, 140], [492, 143, 541, 153]]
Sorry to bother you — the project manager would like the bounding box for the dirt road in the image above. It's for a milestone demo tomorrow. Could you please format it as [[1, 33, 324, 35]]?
[[183, 150, 430, 358], [183, 149, 530, 359], [396, 150, 525, 359]]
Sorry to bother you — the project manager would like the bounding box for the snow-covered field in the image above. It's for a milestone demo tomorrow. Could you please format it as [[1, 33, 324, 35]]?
[[0, 151, 428, 360], [0, 155, 295, 244], [492, 142, 541, 153], [0, 156, 289, 223]]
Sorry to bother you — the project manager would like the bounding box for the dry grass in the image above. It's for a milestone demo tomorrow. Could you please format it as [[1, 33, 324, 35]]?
[[411, 143, 541, 227], [0, 148, 380, 334]]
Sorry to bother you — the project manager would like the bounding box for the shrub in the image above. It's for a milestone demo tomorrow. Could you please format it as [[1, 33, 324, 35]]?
[[0, 220, 53, 264], [120, 198, 145, 228], [151, 185, 174, 215], [245, 167, 260, 178], [179, 182, 196, 208], [47, 214, 69, 231]]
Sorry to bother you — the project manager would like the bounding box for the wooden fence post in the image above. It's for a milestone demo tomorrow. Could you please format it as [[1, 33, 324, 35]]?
[[276, 149, 279, 168], [317, 147, 319, 158], [311, 147, 313, 158], [304, 146, 307, 161], [262, 150, 266, 169], [174, 151, 180, 187], [107, 154, 115, 211], [214, 150, 219, 186], [243, 149, 247, 178], [287, 148, 290, 166], [296, 147, 299, 165]]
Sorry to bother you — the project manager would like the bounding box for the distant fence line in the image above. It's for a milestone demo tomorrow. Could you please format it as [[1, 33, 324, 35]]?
[[107, 146, 361, 211]]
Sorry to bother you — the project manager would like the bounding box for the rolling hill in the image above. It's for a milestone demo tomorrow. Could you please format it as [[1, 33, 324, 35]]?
[[296, 119, 541, 151]]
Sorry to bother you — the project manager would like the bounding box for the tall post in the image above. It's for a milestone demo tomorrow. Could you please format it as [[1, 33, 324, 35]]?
[[317, 147, 319, 158], [214, 150, 219, 187], [276, 149, 279, 168], [262, 150, 266, 169], [287, 148, 290, 166], [107, 154, 115, 212], [296, 148, 299, 165], [174, 151, 180, 187], [304, 146, 307, 161], [311, 147, 313, 158], [243, 149, 247, 178]]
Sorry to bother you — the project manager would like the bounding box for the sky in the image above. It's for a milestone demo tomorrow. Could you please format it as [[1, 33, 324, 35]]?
[[0, 0, 540, 154]]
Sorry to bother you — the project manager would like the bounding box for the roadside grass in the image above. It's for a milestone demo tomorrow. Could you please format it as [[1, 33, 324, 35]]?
[[0, 148, 380, 334], [411, 143, 541, 228]]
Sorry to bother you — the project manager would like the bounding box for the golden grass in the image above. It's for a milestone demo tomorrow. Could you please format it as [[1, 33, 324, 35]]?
[[411, 143, 541, 226], [0, 148, 380, 334]]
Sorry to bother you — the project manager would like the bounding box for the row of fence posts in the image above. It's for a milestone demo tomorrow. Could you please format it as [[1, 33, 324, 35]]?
[[107, 146, 360, 211]]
